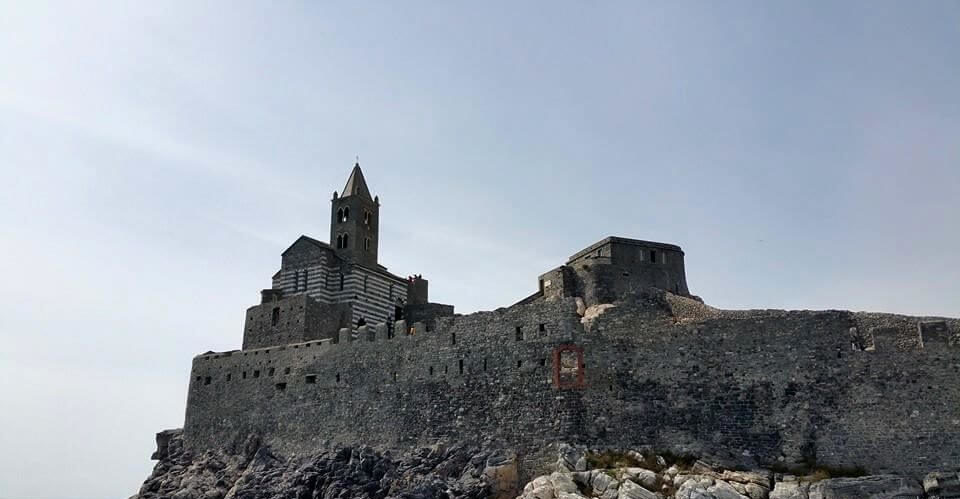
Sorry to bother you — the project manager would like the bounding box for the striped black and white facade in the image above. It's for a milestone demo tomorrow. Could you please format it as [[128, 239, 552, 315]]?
[[271, 236, 408, 327], [262, 163, 413, 328]]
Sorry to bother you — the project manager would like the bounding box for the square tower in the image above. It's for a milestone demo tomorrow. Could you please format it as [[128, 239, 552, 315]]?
[[330, 163, 380, 268]]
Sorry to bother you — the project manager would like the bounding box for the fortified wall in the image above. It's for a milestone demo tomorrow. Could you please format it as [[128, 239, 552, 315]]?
[[184, 289, 960, 478], [178, 165, 959, 481]]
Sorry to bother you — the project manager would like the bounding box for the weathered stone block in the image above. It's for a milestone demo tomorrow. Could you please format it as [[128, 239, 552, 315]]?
[[808, 475, 923, 499]]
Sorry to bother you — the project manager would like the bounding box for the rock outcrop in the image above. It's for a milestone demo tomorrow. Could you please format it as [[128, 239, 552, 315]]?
[[135, 433, 958, 499], [517, 447, 947, 499], [133, 429, 496, 499]]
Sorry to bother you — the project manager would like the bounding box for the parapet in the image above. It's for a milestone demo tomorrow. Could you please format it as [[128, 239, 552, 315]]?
[[260, 288, 284, 304]]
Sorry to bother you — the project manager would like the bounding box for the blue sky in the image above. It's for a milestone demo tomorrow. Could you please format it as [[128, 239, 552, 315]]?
[[1, 2, 958, 497]]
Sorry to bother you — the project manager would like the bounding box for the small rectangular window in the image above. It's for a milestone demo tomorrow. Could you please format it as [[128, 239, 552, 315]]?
[[516, 360, 522, 368], [305, 375, 316, 384], [253, 370, 260, 378], [451, 333, 456, 345], [515, 326, 523, 341], [429, 366, 434, 376], [226, 373, 232, 381], [459, 359, 464, 374], [538, 323, 545, 332], [650, 250, 657, 263], [275, 382, 287, 391], [284, 367, 291, 375], [204, 376, 211, 385], [540, 358, 547, 367], [242, 371, 247, 379], [336, 373, 341, 383]]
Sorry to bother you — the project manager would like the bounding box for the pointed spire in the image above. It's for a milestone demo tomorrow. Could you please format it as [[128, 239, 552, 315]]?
[[341, 161, 373, 201]]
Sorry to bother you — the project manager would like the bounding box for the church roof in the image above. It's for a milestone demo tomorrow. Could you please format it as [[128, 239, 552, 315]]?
[[341, 163, 373, 201], [280, 235, 331, 256]]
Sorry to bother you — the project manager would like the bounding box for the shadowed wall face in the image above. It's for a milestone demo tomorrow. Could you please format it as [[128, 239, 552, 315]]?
[[187, 294, 960, 479]]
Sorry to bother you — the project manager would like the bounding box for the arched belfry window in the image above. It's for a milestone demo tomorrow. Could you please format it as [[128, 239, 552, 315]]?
[[342, 233, 349, 248], [342, 207, 350, 222], [337, 208, 344, 223], [336, 234, 343, 249], [363, 211, 371, 226]]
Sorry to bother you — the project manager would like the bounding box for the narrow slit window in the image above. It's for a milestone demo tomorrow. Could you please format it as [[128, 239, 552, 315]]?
[[538, 323, 546, 332], [271, 307, 280, 326], [336, 373, 341, 383], [650, 250, 657, 263], [515, 326, 523, 341], [459, 359, 464, 374], [451, 333, 456, 345]]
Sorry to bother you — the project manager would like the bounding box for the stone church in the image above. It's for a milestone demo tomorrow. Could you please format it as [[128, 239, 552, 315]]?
[[242, 163, 452, 350]]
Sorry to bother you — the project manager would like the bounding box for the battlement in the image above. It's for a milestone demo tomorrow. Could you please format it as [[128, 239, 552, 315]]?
[[178, 165, 960, 478], [185, 286, 960, 477]]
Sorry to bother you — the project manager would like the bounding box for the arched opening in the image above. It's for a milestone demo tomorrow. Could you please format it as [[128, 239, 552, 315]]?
[[363, 211, 371, 225], [337, 208, 344, 223], [342, 206, 350, 222], [342, 233, 349, 248], [336, 234, 343, 249]]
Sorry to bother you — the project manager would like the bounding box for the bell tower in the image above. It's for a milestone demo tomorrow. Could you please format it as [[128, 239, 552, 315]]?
[[330, 162, 379, 267]]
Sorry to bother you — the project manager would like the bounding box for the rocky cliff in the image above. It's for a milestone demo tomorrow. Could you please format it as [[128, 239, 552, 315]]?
[[133, 431, 959, 499], [132, 429, 513, 499]]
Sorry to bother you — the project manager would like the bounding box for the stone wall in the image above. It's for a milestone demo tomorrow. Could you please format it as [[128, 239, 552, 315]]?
[[184, 294, 960, 479], [404, 302, 455, 330], [243, 295, 353, 349]]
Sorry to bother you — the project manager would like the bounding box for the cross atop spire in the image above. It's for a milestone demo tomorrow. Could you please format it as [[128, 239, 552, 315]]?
[[341, 162, 373, 201]]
